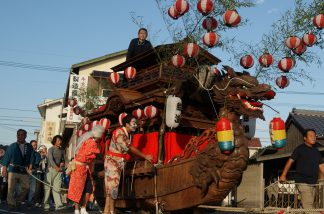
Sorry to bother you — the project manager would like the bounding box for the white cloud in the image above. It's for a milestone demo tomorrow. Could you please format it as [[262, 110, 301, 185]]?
[[255, 0, 265, 4], [267, 8, 279, 14]]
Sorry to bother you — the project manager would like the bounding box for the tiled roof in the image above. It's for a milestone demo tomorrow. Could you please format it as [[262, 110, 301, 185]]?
[[287, 108, 324, 138], [248, 137, 262, 148]]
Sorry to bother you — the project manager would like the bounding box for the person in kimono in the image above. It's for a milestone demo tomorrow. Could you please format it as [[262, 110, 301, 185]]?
[[103, 114, 153, 214], [68, 125, 105, 214]]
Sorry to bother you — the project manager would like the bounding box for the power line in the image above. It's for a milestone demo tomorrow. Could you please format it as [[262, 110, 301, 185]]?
[[0, 60, 69, 73], [0, 115, 40, 119], [0, 118, 40, 123], [277, 91, 324, 95], [0, 123, 39, 128], [0, 107, 38, 112]]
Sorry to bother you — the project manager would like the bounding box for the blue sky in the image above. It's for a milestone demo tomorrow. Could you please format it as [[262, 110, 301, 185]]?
[[0, 0, 323, 145]]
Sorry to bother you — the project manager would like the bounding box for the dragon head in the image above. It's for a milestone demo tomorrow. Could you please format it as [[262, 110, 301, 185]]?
[[212, 66, 275, 120]]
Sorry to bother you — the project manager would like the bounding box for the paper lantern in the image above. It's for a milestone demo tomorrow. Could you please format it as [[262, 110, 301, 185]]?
[[99, 118, 111, 130], [144, 105, 158, 119], [223, 10, 241, 27], [302, 33, 317, 47], [82, 123, 92, 132], [269, 116, 286, 149], [119, 112, 127, 126], [258, 53, 274, 67], [81, 117, 90, 125], [285, 36, 301, 49], [211, 67, 220, 76], [313, 14, 324, 29], [240, 55, 254, 69], [197, 0, 214, 16], [68, 98, 77, 107], [166, 96, 182, 129], [175, 0, 189, 15], [292, 43, 307, 55], [202, 32, 219, 47], [216, 117, 234, 154], [92, 120, 100, 127], [77, 129, 85, 138], [278, 57, 294, 73], [132, 108, 144, 119], [202, 16, 218, 31], [73, 106, 82, 115], [183, 43, 199, 58], [124, 66, 136, 80], [110, 72, 120, 85], [276, 75, 289, 89], [171, 54, 186, 68], [168, 6, 180, 20]]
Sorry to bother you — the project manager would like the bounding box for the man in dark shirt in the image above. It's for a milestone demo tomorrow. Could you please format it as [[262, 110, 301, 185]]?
[[279, 129, 324, 209], [126, 28, 153, 61]]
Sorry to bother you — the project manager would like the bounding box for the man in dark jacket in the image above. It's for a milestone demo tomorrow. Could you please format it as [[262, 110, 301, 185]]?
[[126, 28, 153, 60], [0, 129, 33, 211]]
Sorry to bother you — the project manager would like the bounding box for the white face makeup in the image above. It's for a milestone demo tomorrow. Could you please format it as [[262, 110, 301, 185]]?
[[129, 118, 138, 131]]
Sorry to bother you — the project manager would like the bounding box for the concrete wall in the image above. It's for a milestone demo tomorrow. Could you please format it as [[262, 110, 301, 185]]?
[[237, 162, 264, 208]]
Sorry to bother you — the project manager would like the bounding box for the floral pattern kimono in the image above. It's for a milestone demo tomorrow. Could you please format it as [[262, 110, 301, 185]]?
[[104, 127, 131, 199], [67, 138, 100, 203]]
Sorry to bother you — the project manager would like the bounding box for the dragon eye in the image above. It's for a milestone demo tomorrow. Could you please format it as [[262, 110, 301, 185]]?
[[241, 85, 247, 89]]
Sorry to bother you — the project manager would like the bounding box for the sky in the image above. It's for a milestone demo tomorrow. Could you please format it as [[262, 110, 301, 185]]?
[[0, 0, 323, 146]]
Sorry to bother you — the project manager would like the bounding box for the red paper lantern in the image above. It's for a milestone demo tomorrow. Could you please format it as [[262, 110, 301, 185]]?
[[276, 75, 289, 89], [183, 43, 199, 57], [216, 117, 234, 154], [223, 10, 241, 27], [99, 118, 111, 130], [119, 112, 127, 126], [73, 106, 82, 115], [202, 16, 218, 31], [77, 129, 85, 138], [175, 0, 189, 15], [171, 54, 186, 68], [110, 72, 120, 85], [278, 57, 294, 72], [92, 120, 100, 127], [292, 43, 307, 55], [269, 117, 286, 149], [313, 14, 324, 29], [124, 66, 136, 80], [202, 32, 219, 47], [168, 6, 180, 20], [197, 0, 214, 16], [211, 67, 220, 76], [132, 108, 144, 119], [302, 33, 317, 47], [68, 98, 77, 107], [82, 123, 92, 132], [81, 117, 90, 125], [258, 53, 274, 67], [144, 105, 158, 119], [285, 36, 301, 49], [240, 55, 254, 69]]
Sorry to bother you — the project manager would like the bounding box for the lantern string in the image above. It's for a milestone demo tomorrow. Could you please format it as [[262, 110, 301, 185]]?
[[261, 102, 280, 114], [207, 90, 218, 119]]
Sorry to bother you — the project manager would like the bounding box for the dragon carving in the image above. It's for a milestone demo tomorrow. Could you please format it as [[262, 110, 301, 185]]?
[[187, 65, 275, 198]]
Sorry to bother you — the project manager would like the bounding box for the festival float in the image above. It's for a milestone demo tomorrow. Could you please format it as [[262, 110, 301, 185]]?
[[78, 42, 277, 213]]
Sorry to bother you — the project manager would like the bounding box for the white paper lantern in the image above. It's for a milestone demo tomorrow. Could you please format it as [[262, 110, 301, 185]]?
[[166, 96, 182, 129]]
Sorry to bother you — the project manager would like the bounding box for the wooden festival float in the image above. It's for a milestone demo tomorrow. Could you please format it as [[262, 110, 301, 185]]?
[[86, 43, 276, 212]]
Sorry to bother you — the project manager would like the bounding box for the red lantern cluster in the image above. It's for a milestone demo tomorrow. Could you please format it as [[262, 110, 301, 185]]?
[[99, 118, 111, 130], [302, 33, 317, 47], [68, 98, 77, 107], [77, 129, 85, 137], [278, 57, 294, 73], [285, 36, 301, 49], [292, 43, 307, 55], [81, 117, 90, 125], [202, 32, 219, 47], [132, 108, 144, 119], [92, 120, 99, 127], [276, 75, 289, 89], [183, 43, 199, 57], [175, 0, 190, 15], [171, 54, 186, 68], [82, 123, 92, 132], [240, 55, 254, 69], [258, 53, 274, 67], [168, 6, 179, 20], [110, 72, 120, 85], [144, 105, 158, 119], [119, 112, 127, 126], [313, 14, 324, 29], [197, 0, 214, 16], [223, 10, 241, 27], [124, 66, 136, 80], [202, 16, 218, 31]]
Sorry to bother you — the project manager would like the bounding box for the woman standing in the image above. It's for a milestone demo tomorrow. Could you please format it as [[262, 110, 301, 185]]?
[[68, 125, 105, 214]]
